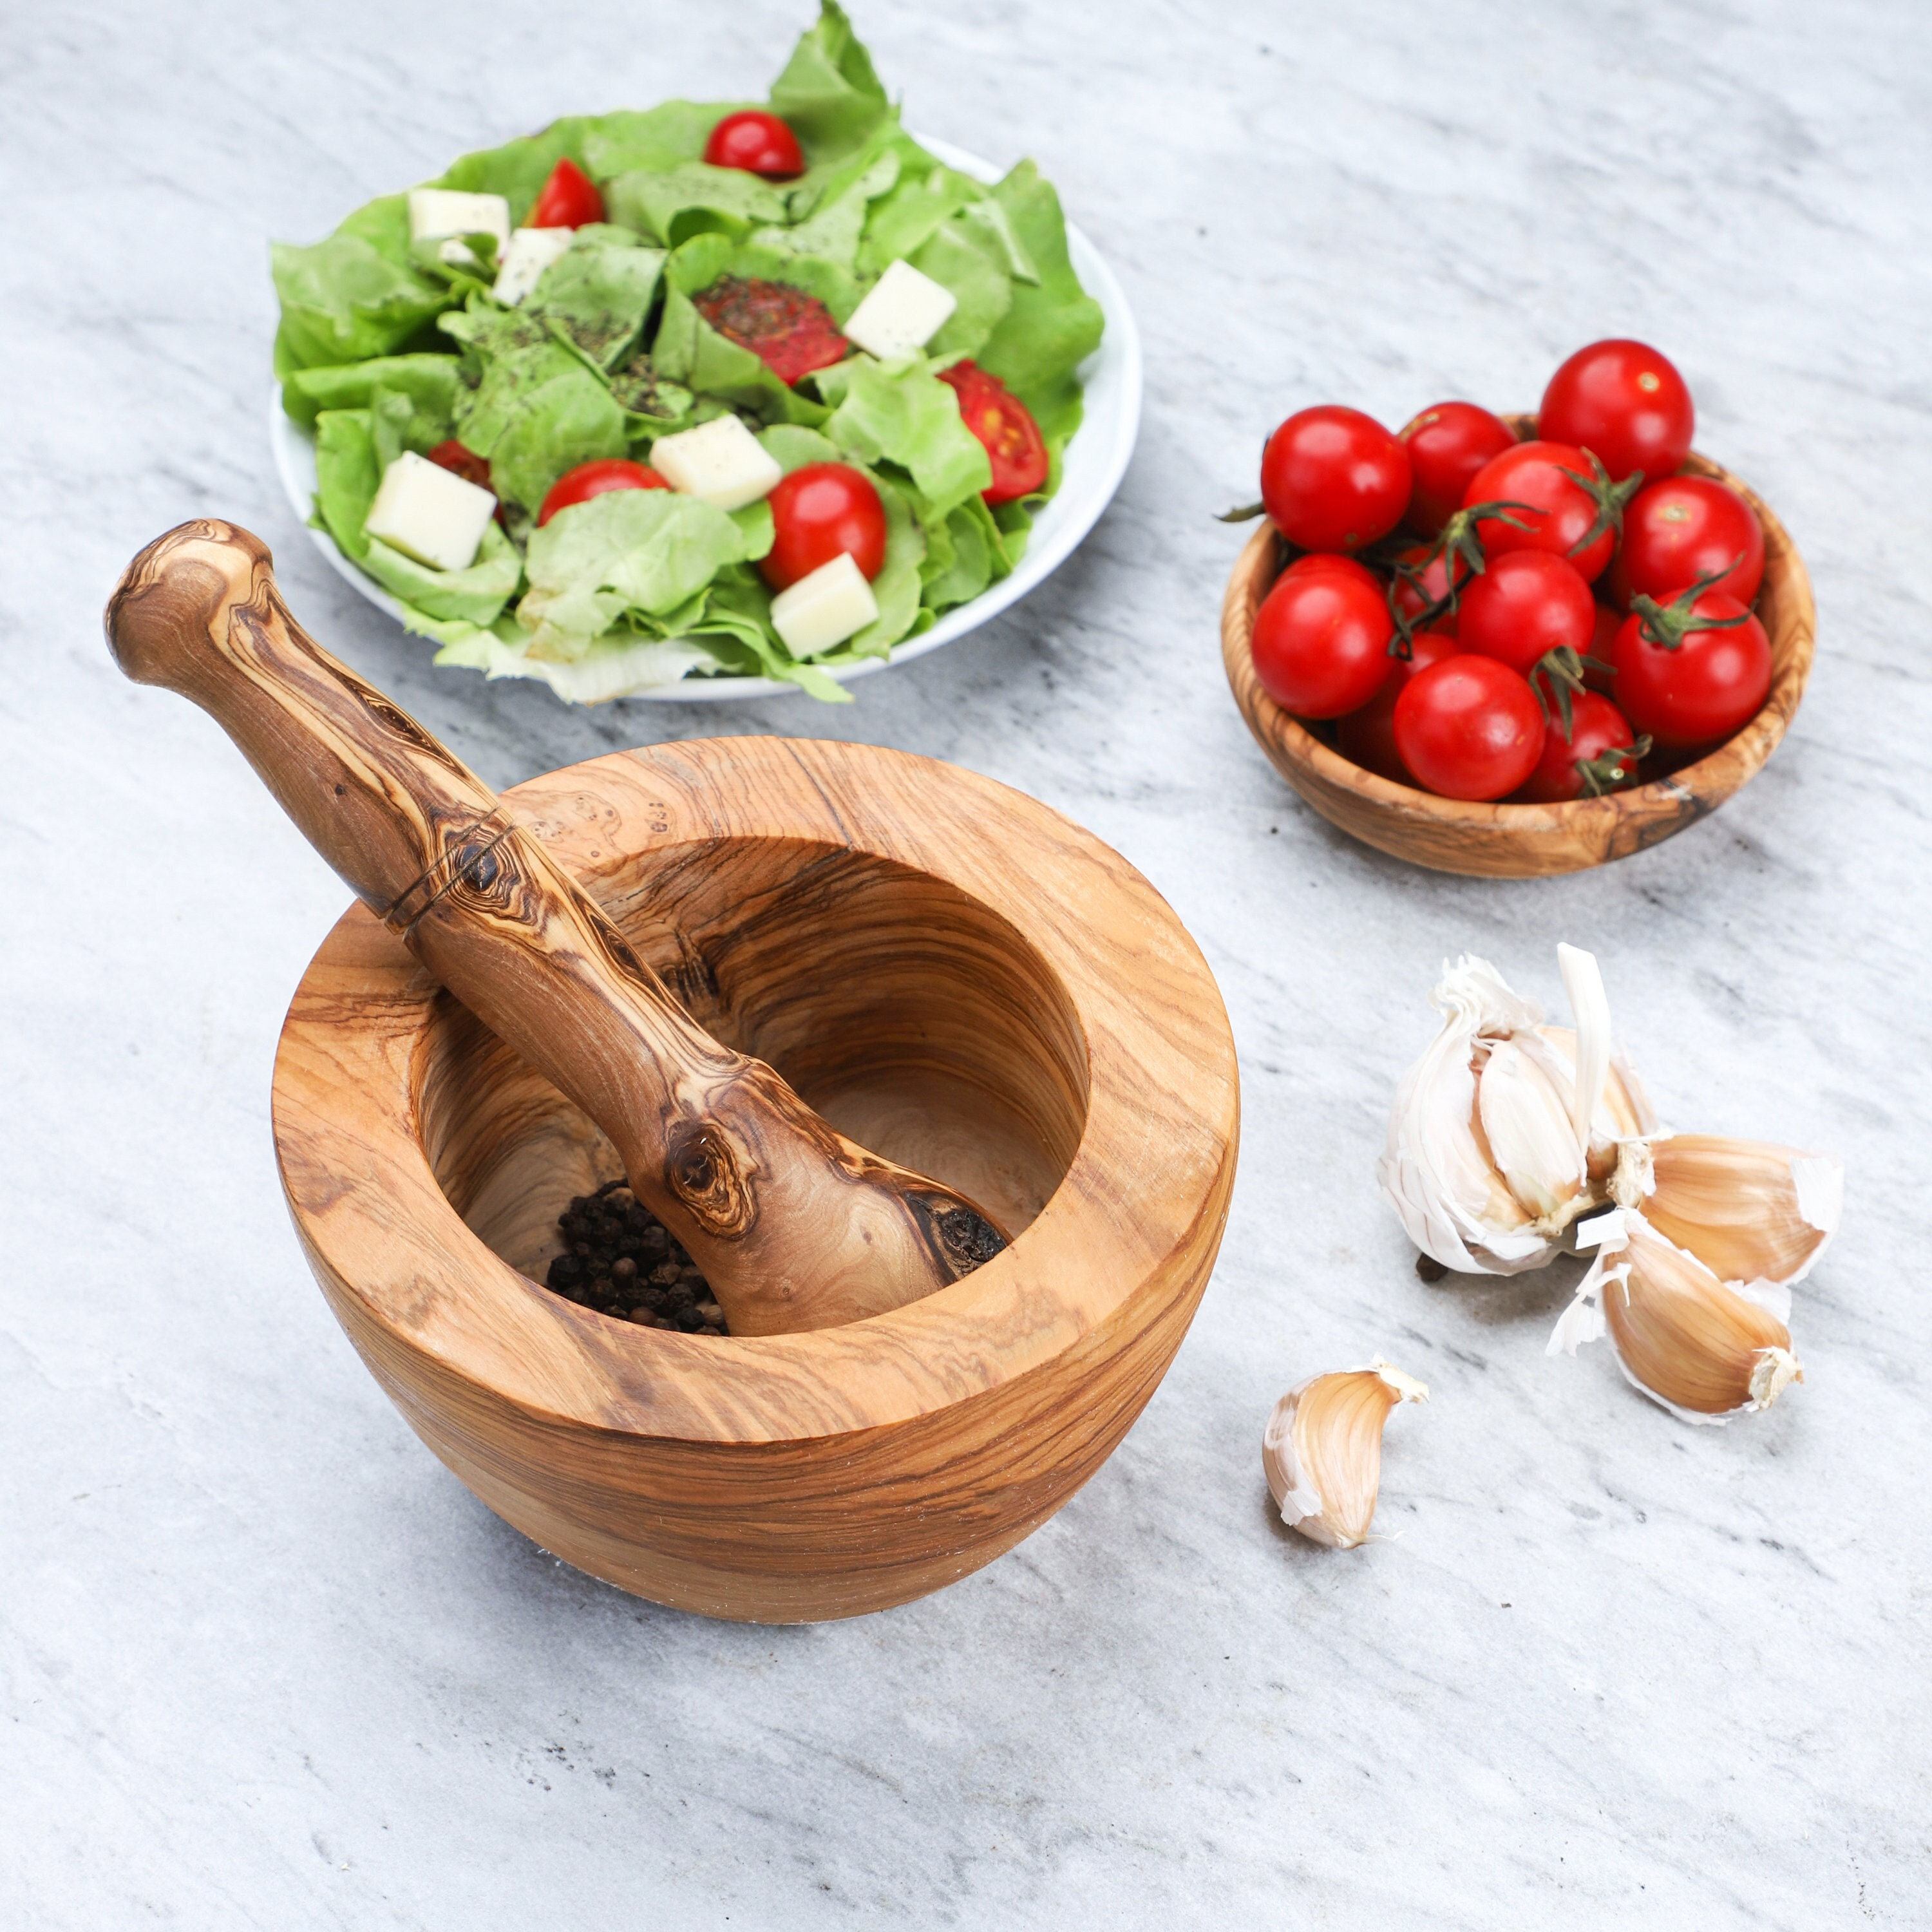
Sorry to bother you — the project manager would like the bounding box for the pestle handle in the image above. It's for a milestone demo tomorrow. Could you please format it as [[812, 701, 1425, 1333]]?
[[106, 521, 1003, 1334]]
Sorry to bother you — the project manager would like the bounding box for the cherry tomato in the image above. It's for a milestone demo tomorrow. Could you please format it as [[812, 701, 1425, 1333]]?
[[703, 110, 805, 180], [1606, 583, 1772, 749], [527, 157, 605, 229], [1585, 599, 1622, 692], [1390, 542, 1474, 625], [1393, 655, 1544, 800], [1398, 401, 1517, 535], [1260, 406, 1411, 552], [1515, 690, 1646, 803], [1250, 569, 1397, 718], [1609, 475, 1765, 610], [1456, 550, 1596, 677], [692, 275, 848, 387], [426, 439, 492, 490], [1282, 553, 1383, 594], [536, 457, 667, 527], [1335, 630, 1460, 783], [1539, 339, 1694, 484], [938, 361, 1048, 503], [1461, 439, 1633, 582], [759, 462, 887, 590]]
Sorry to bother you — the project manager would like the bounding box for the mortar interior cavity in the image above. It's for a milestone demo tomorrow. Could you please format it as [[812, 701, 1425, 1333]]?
[[413, 835, 1092, 1293]]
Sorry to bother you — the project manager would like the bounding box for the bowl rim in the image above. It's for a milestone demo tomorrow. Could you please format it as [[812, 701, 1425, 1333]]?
[[1220, 427, 1815, 867], [272, 735, 1239, 1446]]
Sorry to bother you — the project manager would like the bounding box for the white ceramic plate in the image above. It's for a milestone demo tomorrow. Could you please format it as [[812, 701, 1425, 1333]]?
[[270, 134, 1141, 702]]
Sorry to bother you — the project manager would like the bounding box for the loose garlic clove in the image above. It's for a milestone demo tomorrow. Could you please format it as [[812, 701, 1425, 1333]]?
[[1477, 1034, 1588, 1220], [1262, 1358, 1428, 1548], [1548, 1212, 1803, 1425], [1640, 1134, 1843, 1289]]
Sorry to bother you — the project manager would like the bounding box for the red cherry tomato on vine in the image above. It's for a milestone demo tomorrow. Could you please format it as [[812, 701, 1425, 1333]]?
[[1398, 401, 1517, 535], [1461, 439, 1629, 582], [1335, 630, 1461, 783], [703, 110, 805, 180], [938, 361, 1048, 503], [1393, 655, 1544, 800], [1606, 586, 1771, 748], [1456, 550, 1596, 677], [1608, 475, 1764, 610], [1250, 569, 1397, 718], [1282, 552, 1383, 596], [1514, 689, 1646, 803], [759, 463, 887, 590], [536, 457, 667, 527], [527, 157, 605, 229], [1585, 599, 1622, 692], [1539, 339, 1694, 484], [1260, 406, 1410, 553]]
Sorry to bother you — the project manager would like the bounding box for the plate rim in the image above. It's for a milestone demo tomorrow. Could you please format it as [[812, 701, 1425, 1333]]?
[[269, 131, 1142, 703]]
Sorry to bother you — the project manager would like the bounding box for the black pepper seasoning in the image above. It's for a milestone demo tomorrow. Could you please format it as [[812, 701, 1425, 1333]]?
[[544, 1179, 728, 1334]]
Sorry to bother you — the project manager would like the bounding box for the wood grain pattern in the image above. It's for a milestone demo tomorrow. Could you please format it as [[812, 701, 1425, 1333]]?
[[1220, 425, 1815, 878], [105, 523, 1008, 1335], [272, 737, 1240, 1622]]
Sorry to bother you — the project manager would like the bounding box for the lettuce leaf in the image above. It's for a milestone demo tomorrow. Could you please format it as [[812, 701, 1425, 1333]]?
[[522, 227, 666, 368], [360, 520, 522, 625], [433, 620, 726, 701], [973, 161, 1103, 444], [768, 1, 893, 163], [913, 221, 1013, 359], [516, 489, 772, 659], [283, 352, 461, 428], [606, 164, 788, 248], [580, 102, 752, 178], [312, 408, 381, 560], [271, 203, 449, 370], [809, 356, 991, 515], [433, 117, 595, 222]]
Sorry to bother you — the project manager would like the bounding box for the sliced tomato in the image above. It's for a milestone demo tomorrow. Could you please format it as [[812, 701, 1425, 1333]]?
[[939, 361, 1048, 504], [528, 157, 605, 229], [691, 275, 849, 387], [426, 439, 492, 491], [537, 457, 667, 527], [703, 111, 805, 180]]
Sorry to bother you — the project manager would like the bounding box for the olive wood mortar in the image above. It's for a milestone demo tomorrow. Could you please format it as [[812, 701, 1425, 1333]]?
[[1221, 422, 1815, 878], [108, 523, 1010, 1337], [112, 526, 1240, 1620]]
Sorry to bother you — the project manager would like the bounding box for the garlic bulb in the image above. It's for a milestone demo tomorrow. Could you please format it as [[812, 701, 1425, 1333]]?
[[1379, 949, 1656, 1274], [1629, 1134, 1842, 1289], [1262, 1358, 1428, 1548], [1548, 1212, 1802, 1425]]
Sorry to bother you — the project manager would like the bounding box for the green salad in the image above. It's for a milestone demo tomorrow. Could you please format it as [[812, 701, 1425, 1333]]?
[[271, 2, 1103, 701]]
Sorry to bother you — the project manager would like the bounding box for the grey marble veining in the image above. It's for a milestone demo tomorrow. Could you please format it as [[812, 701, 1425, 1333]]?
[[5, 1, 1929, 1924]]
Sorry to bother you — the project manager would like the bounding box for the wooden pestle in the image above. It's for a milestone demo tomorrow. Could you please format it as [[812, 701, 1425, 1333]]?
[[106, 520, 1005, 1335]]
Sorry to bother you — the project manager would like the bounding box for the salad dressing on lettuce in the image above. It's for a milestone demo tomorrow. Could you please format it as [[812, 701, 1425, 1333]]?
[[270, 1, 1103, 701]]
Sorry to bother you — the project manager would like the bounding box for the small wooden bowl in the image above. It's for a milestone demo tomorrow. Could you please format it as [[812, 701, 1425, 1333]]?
[[1220, 425, 1815, 877], [273, 737, 1239, 1623]]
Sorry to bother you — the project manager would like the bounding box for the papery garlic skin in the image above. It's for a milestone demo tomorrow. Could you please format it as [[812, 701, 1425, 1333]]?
[[1548, 1213, 1803, 1426], [1641, 1135, 1843, 1289], [1263, 1358, 1428, 1548], [1381, 951, 1647, 1274]]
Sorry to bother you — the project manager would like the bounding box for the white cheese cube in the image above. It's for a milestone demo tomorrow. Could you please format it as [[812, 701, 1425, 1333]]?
[[364, 451, 497, 574], [650, 415, 783, 511], [493, 227, 575, 306], [408, 188, 512, 248], [842, 258, 958, 361], [769, 552, 879, 656]]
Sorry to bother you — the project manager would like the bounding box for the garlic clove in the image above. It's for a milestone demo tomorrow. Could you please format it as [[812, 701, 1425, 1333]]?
[[1262, 1358, 1428, 1548], [1557, 943, 1611, 1158], [1379, 955, 1564, 1274], [1477, 1034, 1588, 1220], [1547, 1212, 1803, 1425], [1641, 1134, 1843, 1289]]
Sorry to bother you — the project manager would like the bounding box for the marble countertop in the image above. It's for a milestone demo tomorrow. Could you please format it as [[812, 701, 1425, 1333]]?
[[6, 1, 1929, 1923]]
